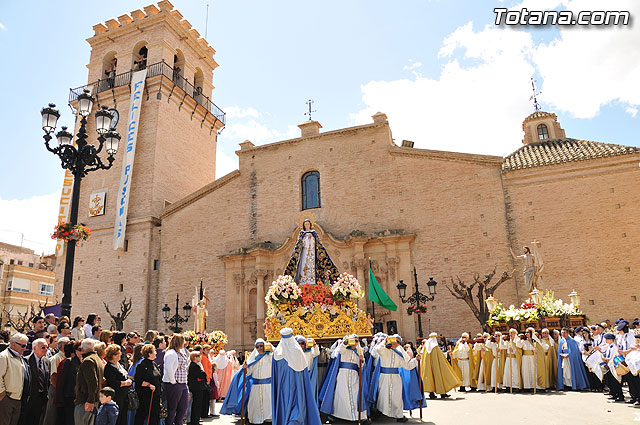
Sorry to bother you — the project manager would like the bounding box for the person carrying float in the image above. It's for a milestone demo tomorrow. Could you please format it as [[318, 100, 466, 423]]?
[[295, 335, 320, 403], [320, 335, 370, 423], [368, 334, 423, 423], [271, 328, 321, 425], [451, 332, 476, 392], [220, 338, 273, 424]]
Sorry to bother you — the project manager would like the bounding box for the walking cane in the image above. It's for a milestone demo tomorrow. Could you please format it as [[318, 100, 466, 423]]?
[[358, 354, 363, 425], [533, 340, 537, 395], [509, 342, 513, 394], [240, 360, 247, 425], [147, 387, 155, 425], [417, 354, 423, 422]]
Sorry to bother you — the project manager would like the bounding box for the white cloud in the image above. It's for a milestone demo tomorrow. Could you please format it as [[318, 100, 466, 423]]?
[[215, 106, 299, 178], [626, 107, 638, 118], [350, 0, 640, 155], [0, 192, 60, 254], [224, 105, 261, 120], [351, 23, 535, 155], [0, 23, 6, 31], [533, 0, 640, 119]]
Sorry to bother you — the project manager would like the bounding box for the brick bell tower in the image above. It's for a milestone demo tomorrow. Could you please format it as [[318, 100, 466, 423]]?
[[55, 1, 225, 331]]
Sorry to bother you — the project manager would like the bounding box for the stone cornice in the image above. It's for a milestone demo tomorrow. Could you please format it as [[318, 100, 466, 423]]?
[[82, 216, 161, 233], [220, 225, 415, 261], [235, 122, 389, 156], [388, 145, 503, 166], [161, 170, 241, 219]]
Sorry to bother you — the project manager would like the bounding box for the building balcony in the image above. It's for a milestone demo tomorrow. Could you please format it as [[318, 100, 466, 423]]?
[[69, 60, 225, 126]]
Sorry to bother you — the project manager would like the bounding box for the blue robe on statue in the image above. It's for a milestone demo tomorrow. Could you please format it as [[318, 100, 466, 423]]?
[[272, 357, 322, 425], [557, 337, 589, 390]]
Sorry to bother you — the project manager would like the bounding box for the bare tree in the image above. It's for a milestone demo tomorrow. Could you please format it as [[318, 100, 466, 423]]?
[[445, 266, 515, 331], [103, 298, 132, 331]]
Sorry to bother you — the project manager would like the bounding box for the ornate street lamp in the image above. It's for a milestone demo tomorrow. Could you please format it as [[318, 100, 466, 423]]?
[[41, 90, 120, 319], [162, 294, 192, 333], [568, 290, 580, 308], [396, 267, 437, 338]]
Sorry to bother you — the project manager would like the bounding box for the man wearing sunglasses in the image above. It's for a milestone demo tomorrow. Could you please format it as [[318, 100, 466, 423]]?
[[0, 333, 29, 425]]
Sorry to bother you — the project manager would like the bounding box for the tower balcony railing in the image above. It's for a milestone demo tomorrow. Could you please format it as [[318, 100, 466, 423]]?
[[69, 60, 225, 125]]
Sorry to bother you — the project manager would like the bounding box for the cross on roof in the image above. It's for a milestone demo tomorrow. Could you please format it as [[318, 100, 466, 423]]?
[[304, 99, 316, 121], [529, 78, 542, 112]]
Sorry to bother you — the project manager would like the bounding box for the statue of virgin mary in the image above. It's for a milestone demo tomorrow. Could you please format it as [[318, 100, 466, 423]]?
[[284, 219, 339, 285]]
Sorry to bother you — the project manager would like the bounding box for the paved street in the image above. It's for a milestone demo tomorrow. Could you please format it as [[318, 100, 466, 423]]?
[[203, 390, 638, 425]]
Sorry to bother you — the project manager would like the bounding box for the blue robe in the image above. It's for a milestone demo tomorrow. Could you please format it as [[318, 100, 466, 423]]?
[[557, 337, 589, 390], [307, 353, 319, 403], [367, 350, 426, 410], [220, 353, 267, 415], [272, 357, 322, 425], [319, 352, 369, 415]]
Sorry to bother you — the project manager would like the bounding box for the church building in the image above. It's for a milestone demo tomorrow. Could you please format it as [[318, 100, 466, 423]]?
[[56, 2, 640, 348]]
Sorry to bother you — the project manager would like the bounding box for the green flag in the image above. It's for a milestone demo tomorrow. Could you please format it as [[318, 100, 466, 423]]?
[[368, 262, 397, 311]]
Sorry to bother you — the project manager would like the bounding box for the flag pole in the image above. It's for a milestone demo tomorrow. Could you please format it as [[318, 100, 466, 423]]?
[[369, 259, 376, 322]]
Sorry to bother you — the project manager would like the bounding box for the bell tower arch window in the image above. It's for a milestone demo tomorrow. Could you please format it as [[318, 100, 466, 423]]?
[[537, 123, 549, 140], [302, 171, 321, 210]]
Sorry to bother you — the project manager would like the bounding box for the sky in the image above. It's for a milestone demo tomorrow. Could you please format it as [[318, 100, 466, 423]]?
[[0, 0, 638, 254]]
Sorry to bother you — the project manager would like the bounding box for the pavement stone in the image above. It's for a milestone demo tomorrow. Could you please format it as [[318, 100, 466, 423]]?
[[200, 390, 638, 425]]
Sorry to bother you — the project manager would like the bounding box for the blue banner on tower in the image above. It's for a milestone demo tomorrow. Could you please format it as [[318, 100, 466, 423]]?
[[113, 69, 147, 250]]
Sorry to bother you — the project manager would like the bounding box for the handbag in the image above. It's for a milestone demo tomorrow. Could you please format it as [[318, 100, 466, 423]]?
[[127, 388, 140, 411]]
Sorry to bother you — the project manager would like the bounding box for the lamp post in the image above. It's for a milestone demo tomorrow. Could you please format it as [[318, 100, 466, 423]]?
[[396, 267, 437, 339], [41, 90, 121, 319], [162, 294, 192, 333]]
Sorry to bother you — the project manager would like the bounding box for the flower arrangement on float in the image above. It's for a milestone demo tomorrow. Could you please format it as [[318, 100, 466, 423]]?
[[183, 330, 228, 353], [206, 330, 228, 355], [51, 222, 92, 243], [265, 275, 301, 316], [264, 272, 371, 340], [487, 290, 583, 327], [265, 273, 365, 323], [331, 272, 364, 301]]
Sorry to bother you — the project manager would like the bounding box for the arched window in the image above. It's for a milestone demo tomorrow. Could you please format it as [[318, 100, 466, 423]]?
[[537, 123, 549, 140], [193, 68, 204, 106], [101, 52, 117, 92], [173, 50, 185, 87], [302, 171, 321, 210], [133, 44, 148, 71]]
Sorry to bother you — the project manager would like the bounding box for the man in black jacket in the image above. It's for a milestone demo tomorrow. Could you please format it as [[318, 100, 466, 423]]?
[[18, 338, 50, 425]]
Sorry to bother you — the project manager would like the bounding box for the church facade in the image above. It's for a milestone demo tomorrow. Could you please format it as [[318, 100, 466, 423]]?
[[56, 2, 640, 349]]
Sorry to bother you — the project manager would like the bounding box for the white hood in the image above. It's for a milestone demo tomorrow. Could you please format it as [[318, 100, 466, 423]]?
[[273, 327, 308, 372]]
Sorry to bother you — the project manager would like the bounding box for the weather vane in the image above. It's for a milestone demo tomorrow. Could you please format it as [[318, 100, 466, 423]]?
[[304, 99, 316, 121], [530, 77, 542, 112]]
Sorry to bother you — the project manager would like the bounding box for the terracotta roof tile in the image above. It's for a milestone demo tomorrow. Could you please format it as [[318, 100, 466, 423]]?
[[502, 138, 639, 171]]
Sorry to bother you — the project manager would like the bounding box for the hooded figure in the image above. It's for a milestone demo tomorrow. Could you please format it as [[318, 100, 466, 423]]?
[[220, 338, 273, 424], [420, 332, 461, 396], [272, 328, 322, 425], [319, 335, 369, 422], [295, 335, 320, 403], [367, 334, 423, 422], [557, 329, 589, 390]]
